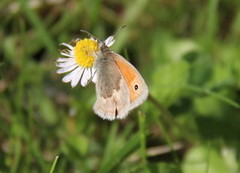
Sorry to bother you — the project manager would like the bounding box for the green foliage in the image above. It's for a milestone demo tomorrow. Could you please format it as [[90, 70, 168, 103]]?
[[183, 144, 238, 173], [1, 0, 240, 172]]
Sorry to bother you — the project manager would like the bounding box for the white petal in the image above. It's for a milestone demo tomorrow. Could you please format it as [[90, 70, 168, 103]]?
[[104, 36, 115, 47], [92, 73, 97, 83], [69, 51, 74, 56], [57, 64, 78, 74], [90, 37, 97, 41], [71, 67, 84, 87], [56, 60, 76, 68], [62, 68, 79, 83], [56, 57, 74, 62], [80, 68, 92, 87], [60, 52, 74, 58], [91, 68, 97, 83], [60, 43, 74, 50]]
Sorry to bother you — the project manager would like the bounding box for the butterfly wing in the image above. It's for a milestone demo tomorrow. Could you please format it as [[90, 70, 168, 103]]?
[[112, 53, 148, 110], [93, 52, 130, 120]]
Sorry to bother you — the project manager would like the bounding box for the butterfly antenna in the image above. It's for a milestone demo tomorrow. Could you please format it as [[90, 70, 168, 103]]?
[[81, 25, 126, 44], [112, 25, 126, 39], [80, 30, 101, 42]]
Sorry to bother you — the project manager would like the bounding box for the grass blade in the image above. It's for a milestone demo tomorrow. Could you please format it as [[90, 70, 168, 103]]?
[[20, 0, 57, 54], [49, 156, 59, 173], [138, 112, 150, 173], [97, 133, 140, 173], [185, 84, 240, 109]]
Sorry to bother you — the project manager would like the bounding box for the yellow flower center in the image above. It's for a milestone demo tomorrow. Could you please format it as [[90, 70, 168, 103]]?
[[74, 39, 99, 68]]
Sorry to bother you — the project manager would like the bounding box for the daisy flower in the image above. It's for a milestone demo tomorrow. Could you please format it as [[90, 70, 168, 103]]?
[[56, 33, 115, 87]]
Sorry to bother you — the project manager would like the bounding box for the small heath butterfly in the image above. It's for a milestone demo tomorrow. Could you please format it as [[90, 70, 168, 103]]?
[[83, 30, 149, 120]]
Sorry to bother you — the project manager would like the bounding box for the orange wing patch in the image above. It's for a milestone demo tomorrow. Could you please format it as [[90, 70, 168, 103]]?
[[113, 54, 141, 102]]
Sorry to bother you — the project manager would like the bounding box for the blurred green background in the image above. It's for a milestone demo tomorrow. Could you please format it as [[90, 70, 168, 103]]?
[[1, 0, 240, 172]]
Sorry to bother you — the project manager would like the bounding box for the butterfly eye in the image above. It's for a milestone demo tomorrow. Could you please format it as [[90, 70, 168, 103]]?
[[134, 84, 138, 91]]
